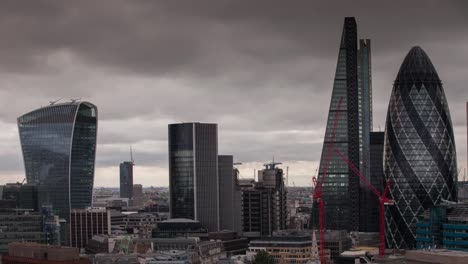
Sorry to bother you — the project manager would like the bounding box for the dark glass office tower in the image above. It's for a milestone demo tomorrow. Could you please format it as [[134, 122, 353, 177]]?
[[384, 46, 458, 248], [168, 123, 219, 232], [361, 132, 385, 232], [17, 101, 98, 223], [358, 39, 375, 232], [315, 17, 360, 231], [120, 161, 133, 199]]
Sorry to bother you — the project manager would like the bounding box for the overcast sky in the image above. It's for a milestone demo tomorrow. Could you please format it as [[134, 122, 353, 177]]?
[[0, 0, 467, 187]]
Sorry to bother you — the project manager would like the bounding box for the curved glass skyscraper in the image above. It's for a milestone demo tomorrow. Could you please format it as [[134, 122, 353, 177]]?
[[384, 47, 458, 249], [18, 102, 98, 223]]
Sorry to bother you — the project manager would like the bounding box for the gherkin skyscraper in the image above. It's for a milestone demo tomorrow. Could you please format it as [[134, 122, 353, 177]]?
[[384, 46, 458, 249]]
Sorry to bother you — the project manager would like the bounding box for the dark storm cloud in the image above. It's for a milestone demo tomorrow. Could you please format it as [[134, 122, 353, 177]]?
[[0, 0, 467, 185]]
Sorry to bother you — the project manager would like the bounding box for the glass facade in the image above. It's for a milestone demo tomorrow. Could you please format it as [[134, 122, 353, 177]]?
[[120, 161, 133, 199], [358, 39, 375, 232], [384, 46, 458, 249], [168, 123, 219, 232], [17, 102, 98, 224], [315, 17, 361, 231]]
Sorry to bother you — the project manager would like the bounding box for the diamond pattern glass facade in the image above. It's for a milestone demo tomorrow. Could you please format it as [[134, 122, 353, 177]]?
[[384, 47, 458, 249]]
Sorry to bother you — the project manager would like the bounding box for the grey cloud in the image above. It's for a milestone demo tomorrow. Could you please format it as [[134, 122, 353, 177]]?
[[0, 0, 467, 185]]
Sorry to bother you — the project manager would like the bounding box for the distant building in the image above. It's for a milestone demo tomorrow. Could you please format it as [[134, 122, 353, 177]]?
[[242, 162, 287, 237], [247, 230, 315, 264], [17, 102, 98, 231], [459, 181, 468, 203], [384, 47, 458, 249], [132, 184, 144, 207], [124, 212, 158, 238], [2, 242, 91, 264], [152, 218, 208, 239], [168, 123, 219, 232], [120, 161, 134, 199], [94, 254, 139, 264], [218, 155, 242, 234], [208, 231, 248, 257], [70, 208, 111, 249], [0, 208, 60, 254], [147, 250, 200, 264], [152, 238, 226, 263]]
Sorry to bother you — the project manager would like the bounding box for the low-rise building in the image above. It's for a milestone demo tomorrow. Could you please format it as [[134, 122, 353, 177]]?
[[2, 242, 91, 264], [321, 230, 352, 259], [208, 231, 248, 256], [0, 208, 60, 254], [70, 208, 111, 249], [152, 218, 208, 239], [146, 250, 199, 264], [247, 230, 314, 264]]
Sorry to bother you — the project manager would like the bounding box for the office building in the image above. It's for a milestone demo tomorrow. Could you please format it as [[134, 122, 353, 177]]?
[[416, 204, 468, 251], [360, 132, 385, 233], [247, 230, 315, 264], [146, 250, 200, 264], [315, 17, 372, 231], [168, 123, 219, 232], [70, 208, 111, 249], [321, 230, 353, 259], [0, 183, 38, 210], [241, 162, 287, 237], [218, 155, 242, 234], [132, 184, 144, 207], [123, 212, 159, 238], [208, 231, 248, 257], [358, 39, 374, 232], [120, 161, 134, 199], [0, 208, 60, 254], [384, 46, 458, 249], [17, 101, 98, 229], [152, 218, 208, 239]]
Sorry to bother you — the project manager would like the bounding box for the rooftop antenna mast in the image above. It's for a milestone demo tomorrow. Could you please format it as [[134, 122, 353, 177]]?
[[130, 146, 135, 165], [70, 98, 82, 103]]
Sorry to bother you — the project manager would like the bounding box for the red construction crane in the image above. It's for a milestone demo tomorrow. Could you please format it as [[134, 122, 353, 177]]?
[[334, 149, 393, 257], [313, 96, 343, 264]]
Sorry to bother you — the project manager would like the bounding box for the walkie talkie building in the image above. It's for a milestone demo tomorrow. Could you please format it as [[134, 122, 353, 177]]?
[[18, 101, 98, 226], [384, 46, 458, 249]]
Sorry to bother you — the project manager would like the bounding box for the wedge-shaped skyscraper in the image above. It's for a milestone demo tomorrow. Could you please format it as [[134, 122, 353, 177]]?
[[315, 17, 362, 231], [384, 47, 458, 248], [18, 102, 98, 225]]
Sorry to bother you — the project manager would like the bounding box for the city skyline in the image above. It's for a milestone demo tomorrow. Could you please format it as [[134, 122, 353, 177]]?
[[0, 1, 467, 187]]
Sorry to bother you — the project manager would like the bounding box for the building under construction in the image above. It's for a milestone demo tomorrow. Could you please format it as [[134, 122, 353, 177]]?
[[416, 203, 468, 251]]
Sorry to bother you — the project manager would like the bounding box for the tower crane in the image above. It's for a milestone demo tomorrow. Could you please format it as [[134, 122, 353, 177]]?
[[334, 149, 393, 257], [312, 96, 343, 264]]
